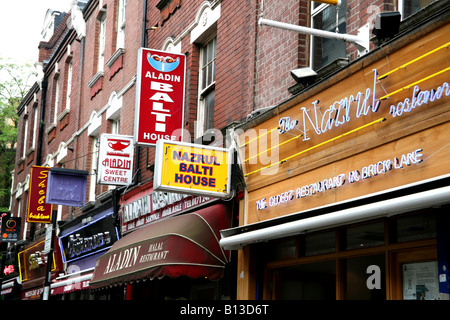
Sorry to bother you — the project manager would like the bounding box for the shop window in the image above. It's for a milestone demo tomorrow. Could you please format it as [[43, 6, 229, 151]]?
[[275, 261, 336, 300], [310, 0, 347, 70], [345, 254, 386, 300], [305, 231, 335, 256], [395, 212, 436, 243], [345, 221, 384, 250], [268, 238, 297, 261]]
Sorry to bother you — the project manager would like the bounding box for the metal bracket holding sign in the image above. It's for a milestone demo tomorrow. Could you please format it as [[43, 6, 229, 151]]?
[[154, 140, 233, 199]]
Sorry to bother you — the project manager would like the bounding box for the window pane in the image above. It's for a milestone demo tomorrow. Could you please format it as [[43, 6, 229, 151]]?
[[200, 37, 217, 90], [208, 63, 215, 85], [207, 41, 214, 62], [346, 222, 384, 250], [346, 254, 386, 300], [203, 90, 215, 130], [276, 261, 336, 300], [396, 212, 436, 243], [403, 0, 435, 19], [202, 67, 207, 89], [311, 0, 347, 70], [202, 45, 208, 66], [268, 238, 297, 261], [305, 231, 335, 256]]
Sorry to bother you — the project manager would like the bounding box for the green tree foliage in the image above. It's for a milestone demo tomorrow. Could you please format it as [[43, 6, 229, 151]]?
[[0, 57, 36, 212]]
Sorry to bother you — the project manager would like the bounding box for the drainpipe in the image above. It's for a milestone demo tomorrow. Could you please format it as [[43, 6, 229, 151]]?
[[35, 77, 48, 166]]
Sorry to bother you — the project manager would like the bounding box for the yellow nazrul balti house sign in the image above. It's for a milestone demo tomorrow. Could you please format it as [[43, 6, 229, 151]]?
[[154, 140, 232, 199]]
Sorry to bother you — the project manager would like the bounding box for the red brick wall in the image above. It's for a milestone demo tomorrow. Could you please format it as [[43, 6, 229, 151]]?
[[12, 0, 401, 233]]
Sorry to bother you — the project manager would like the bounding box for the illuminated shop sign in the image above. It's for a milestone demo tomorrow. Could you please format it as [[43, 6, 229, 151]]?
[[18, 239, 61, 283], [256, 148, 423, 211], [59, 212, 119, 263], [242, 62, 449, 177], [277, 73, 450, 141], [154, 140, 232, 199], [287, 70, 380, 141], [1, 216, 21, 242]]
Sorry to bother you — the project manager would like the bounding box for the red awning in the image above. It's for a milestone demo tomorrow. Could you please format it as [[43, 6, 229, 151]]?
[[51, 273, 92, 295], [89, 204, 230, 290]]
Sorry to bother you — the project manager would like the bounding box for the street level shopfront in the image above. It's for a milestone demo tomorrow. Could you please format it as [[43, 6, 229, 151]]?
[[51, 209, 121, 300], [220, 15, 450, 300], [90, 181, 236, 300], [18, 237, 64, 300]]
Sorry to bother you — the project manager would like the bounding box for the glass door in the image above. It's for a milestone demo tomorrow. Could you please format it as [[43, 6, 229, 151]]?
[[389, 246, 438, 300]]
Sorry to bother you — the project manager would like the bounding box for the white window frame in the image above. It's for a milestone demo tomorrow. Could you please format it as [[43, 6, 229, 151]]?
[[54, 77, 60, 124], [22, 117, 28, 159], [98, 16, 106, 72], [32, 106, 38, 149], [116, 0, 126, 49], [196, 36, 217, 138], [65, 61, 72, 111], [111, 119, 120, 134]]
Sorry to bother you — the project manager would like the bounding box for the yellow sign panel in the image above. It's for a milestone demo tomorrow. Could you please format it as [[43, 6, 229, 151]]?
[[154, 140, 232, 198]]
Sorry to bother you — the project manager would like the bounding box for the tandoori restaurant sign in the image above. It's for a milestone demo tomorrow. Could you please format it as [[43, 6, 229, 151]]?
[[27, 166, 52, 223], [154, 140, 232, 199], [97, 134, 134, 186], [134, 48, 186, 146]]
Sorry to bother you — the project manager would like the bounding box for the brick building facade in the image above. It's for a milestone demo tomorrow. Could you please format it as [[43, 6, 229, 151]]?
[[6, 0, 447, 301]]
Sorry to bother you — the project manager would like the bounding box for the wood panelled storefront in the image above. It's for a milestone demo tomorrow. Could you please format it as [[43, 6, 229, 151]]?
[[222, 14, 450, 300]]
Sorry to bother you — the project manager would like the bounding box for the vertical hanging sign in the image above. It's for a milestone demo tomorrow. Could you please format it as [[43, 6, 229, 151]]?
[[27, 166, 53, 224], [134, 48, 186, 146]]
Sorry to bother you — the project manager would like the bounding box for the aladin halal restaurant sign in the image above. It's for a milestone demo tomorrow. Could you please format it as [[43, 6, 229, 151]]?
[[98, 134, 134, 186], [154, 140, 232, 199]]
